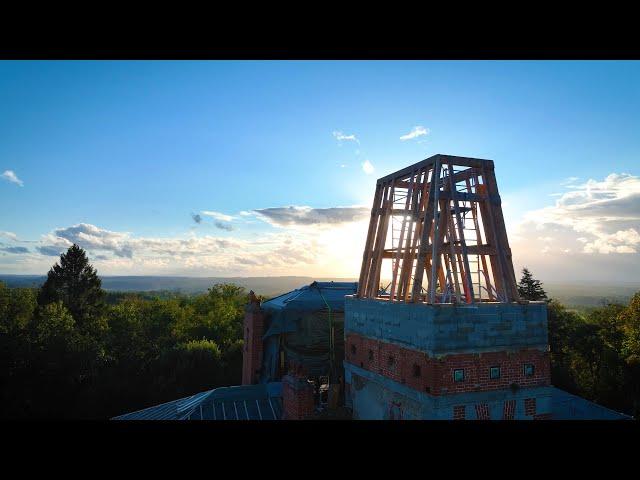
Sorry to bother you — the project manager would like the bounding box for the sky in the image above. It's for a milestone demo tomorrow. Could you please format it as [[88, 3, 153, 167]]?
[[1, 60, 639, 283]]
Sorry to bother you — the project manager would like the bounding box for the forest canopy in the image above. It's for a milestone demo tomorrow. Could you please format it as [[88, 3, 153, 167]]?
[[1, 248, 639, 419], [0, 244, 246, 419]]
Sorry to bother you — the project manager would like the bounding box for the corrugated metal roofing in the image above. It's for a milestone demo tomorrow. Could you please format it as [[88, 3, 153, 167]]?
[[551, 387, 632, 420], [112, 382, 283, 420]]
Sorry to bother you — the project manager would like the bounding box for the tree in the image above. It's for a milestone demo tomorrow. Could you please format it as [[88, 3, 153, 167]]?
[[34, 301, 76, 345], [517, 267, 548, 301], [37, 244, 105, 328]]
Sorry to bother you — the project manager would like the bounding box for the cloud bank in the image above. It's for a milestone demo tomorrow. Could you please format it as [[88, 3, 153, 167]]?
[[0, 200, 369, 277], [509, 172, 640, 282], [254, 206, 369, 227]]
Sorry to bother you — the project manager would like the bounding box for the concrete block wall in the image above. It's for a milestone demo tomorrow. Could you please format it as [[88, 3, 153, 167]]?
[[345, 297, 548, 355]]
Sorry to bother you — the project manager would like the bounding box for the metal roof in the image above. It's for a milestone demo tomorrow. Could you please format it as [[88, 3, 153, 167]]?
[[112, 382, 283, 420], [551, 387, 632, 420], [262, 281, 357, 311]]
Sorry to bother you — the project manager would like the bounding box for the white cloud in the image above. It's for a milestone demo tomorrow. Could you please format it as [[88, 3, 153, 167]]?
[[239, 211, 252, 216], [46, 223, 134, 258], [14, 214, 369, 278], [332, 131, 359, 144], [1, 170, 24, 187], [0, 231, 18, 241], [517, 173, 640, 253], [400, 126, 429, 141], [362, 160, 374, 175], [201, 211, 234, 222], [560, 176, 580, 186], [582, 228, 640, 254], [0, 195, 366, 278], [510, 172, 640, 281], [254, 205, 369, 228]]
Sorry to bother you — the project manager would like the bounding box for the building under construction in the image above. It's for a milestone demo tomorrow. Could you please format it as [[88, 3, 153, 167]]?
[[113, 154, 630, 421]]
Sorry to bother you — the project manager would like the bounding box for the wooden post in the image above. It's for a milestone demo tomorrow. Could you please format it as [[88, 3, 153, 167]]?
[[414, 157, 440, 303], [357, 183, 384, 297], [447, 162, 475, 303], [390, 169, 417, 301]]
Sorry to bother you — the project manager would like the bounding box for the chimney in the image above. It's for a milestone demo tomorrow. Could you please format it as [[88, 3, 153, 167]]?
[[242, 291, 265, 385], [281, 360, 315, 420]]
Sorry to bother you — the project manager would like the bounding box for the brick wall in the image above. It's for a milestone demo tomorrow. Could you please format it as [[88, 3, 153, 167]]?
[[524, 398, 536, 416], [242, 299, 265, 385], [453, 405, 466, 420], [345, 333, 550, 396], [281, 361, 315, 420], [475, 403, 490, 420], [503, 399, 515, 420]]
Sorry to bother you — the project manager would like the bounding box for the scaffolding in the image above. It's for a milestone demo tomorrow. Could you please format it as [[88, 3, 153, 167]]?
[[356, 154, 520, 304]]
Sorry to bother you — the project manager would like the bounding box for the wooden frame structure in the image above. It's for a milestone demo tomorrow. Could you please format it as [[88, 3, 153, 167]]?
[[356, 154, 519, 304]]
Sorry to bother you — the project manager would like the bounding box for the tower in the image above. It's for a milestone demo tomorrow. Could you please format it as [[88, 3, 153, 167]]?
[[344, 154, 552, 419]]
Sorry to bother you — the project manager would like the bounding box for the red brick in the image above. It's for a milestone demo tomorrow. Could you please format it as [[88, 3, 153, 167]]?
[[345, 333, 551, 396], [524, 398, 537, 416], [453, 405, 466, 420], [281, 361, 315, 420], [242, 307, 265, 385]]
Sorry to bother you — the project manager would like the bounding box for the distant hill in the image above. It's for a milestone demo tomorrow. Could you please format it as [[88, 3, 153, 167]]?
[[1, 275, 637, 306], [544, 282, 640, 307], [0, 275, 357, 298]]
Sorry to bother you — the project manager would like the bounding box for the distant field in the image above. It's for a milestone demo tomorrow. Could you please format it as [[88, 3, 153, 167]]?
[[1, 275, 637, 306], [545, 282, 640, 307], [0, 275, 358, 298]]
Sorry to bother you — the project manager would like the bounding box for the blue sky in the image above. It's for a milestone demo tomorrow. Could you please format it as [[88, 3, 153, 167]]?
[[1, 61, 639, 282]]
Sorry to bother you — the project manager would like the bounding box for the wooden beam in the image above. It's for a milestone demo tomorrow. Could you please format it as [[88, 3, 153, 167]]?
[[377, 154, 491, 185], [412, 158, 440, 302], [366, 184, 393, 297], [400, 167, 430, 301], [438, 191, 488, 202], [390, 169, 417, 301], [478, 164, 510, 302], [448, 162, 475, 303], [381, 244, 498, 258], [443, 203, 462, 302], [393, 167, 479, 190], [483, 166, 520, 301], [357, 183, 384, 297], [466, 176, 495, 301]]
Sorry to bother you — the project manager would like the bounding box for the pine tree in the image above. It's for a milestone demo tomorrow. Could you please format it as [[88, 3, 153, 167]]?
[[517, 267, 548, 301], [37, 244, 105, 327]]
